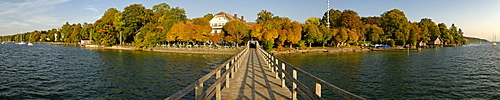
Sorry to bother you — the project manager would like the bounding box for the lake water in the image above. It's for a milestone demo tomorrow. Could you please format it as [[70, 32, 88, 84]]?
[[0, 43, 231, 99], [0, 42, 498, 99], [277, 42, 500, 99]]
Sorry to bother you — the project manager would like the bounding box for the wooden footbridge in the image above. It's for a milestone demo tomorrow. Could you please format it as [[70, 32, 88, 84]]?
[[166, 41, 365, 100]]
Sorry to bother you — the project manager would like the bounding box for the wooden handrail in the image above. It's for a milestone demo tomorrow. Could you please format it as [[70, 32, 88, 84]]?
[[167, 41, 364, 100], [255, 44, 365, 100], [166, 45, 249, 100]]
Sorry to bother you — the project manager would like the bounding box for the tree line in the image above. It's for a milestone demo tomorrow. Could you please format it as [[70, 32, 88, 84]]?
[[0, 3, 466, 50]]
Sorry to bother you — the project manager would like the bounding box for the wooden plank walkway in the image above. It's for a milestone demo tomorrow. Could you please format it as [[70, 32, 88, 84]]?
[[221, 48, 292, 100]]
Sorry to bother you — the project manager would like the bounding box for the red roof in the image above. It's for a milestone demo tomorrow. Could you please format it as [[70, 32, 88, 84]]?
[[215, 12, 243, 21]]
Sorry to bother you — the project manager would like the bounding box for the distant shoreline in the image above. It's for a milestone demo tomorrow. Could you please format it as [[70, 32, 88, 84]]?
[[105, 46, 241, 55], [44, 42, 447, 55], [270, 47, 373, 54], [46, 42, 240, 55]]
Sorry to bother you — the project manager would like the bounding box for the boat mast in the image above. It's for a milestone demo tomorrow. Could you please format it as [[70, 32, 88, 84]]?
[[326, 0, 330, 28]]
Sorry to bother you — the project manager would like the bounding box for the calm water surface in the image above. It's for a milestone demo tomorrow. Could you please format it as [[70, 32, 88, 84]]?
[[0, 43, 231, 99], [1, 42, 499, 99], [278, 42, 500, 99]]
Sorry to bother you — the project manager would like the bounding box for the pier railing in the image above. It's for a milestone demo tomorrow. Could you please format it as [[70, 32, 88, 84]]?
[[165, 43, 249, 100], [255, 44, 365, 100], [166, 41, 365, 100]]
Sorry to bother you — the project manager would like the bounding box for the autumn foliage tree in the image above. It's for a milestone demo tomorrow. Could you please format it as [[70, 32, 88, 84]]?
[[2, 3, 469, 50], [223, 20, 249, 47]]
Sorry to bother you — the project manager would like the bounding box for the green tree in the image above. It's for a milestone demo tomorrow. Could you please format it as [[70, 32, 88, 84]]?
[[364, 24, 384, 43], [256, 10, 274, 23], [438, 23, 452, 44], [94, 8, 120, 45], [203, 14, 214, 21], [192, 18, 210, 26], [305, 17, 321, 26], [319, 25, 332, 47], [321, 9, 342, 28], [60, 22, 72, 42], [302, 24, 321, 47], [113, 12, 125, 45], [122, 4, 153, 43], [381, 9, 410, 45]]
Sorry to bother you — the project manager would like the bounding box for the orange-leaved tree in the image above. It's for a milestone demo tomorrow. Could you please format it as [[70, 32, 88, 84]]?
[[222, 20, 248, 47]]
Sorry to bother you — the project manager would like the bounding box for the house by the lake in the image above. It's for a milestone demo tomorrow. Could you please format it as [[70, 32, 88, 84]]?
[[427, 36, 444, 47], [209, 12, 244, 34]]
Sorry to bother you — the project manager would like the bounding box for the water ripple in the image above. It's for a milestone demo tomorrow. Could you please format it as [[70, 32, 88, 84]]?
[[278, 43, 500, 99], [0, 44, 232, 99]]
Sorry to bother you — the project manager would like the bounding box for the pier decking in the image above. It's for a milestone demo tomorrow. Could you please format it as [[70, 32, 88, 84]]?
[[166, 41, 365, 100], [220, 49, 291, 99]]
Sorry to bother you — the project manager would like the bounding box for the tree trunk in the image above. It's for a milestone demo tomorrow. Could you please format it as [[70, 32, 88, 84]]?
[[309, 43, 312, 48]]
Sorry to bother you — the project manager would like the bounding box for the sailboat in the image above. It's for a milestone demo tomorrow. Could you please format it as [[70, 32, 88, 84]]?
[[493, 33, 497, 46], [16, 30, 33, 46]]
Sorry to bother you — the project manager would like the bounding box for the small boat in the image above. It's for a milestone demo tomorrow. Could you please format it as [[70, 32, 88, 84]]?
[[17, 42, 26, 45], [20, 43, 33, 46]]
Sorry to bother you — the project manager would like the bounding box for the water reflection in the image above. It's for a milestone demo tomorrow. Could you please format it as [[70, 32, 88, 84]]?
[[278, 44, 500, 99], [95, 49, 231, 99]]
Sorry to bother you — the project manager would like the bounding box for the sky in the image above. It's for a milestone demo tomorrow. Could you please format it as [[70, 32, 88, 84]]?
[[1, 0, 499, 41]]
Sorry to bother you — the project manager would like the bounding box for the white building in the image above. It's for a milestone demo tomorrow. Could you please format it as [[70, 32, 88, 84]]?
[[209, 12, 244, 34]]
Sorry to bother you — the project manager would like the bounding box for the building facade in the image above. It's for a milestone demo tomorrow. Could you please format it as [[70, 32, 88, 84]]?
[[209, 12, 244, 34]]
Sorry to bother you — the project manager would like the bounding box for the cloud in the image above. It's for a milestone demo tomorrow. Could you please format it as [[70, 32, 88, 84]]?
[[86, 5, 99, 12], [0, 0, 71, 16], [1, 21, 31, 27], [0, 0, 70, 35]]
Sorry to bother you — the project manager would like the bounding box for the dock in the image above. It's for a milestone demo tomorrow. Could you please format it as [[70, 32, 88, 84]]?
[[166, 41, 365, 100], [220, 48, 291, 99]]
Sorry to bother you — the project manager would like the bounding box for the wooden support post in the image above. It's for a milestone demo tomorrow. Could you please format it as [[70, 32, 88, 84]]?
[[267, 53, 271, 69], [315, 82, 322, 98], [231, 59, 235, 78], [281, 62, 286, 88], [226, 63, 230, 88], [275, 58, 279, 79], [216, 70, 221, 100], [292, 69, 297, 100], [195, 81, 203, 100]]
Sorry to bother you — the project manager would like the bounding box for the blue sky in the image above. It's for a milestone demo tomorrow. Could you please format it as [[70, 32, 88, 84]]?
[[1, 0, 499, 41]]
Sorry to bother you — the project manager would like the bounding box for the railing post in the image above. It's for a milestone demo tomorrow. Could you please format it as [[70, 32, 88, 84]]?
[[315, 82, 322, 98], [216, 70, 221, 100], [267, 52, 271, 69], [225, 63, 230, 88], [292, 69, 297, 100], [275, 58, 279, 79], [195, 81, 203, 100], [231, 59, 235, 78], [281, 62, 286, 88], [270, 54, 274, 72]]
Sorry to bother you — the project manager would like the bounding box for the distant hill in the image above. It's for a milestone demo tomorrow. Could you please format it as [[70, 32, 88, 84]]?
[[464, 36, 489, 43]]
